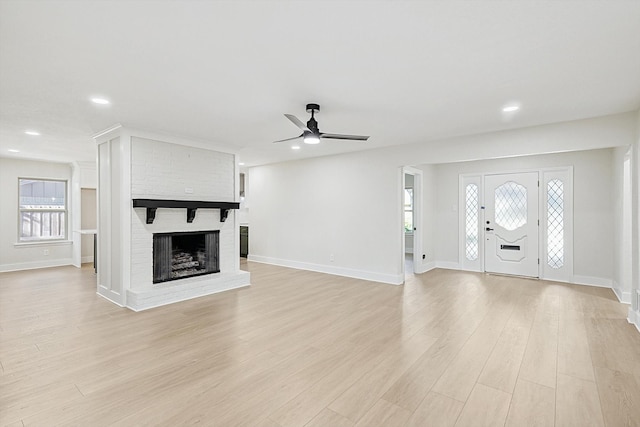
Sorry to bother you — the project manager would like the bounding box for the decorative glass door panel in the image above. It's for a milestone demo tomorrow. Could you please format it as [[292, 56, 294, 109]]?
[[484, 172, 539, 277]]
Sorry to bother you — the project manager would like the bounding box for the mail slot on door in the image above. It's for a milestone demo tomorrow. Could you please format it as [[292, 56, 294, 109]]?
[[500, 244, 521, 251]]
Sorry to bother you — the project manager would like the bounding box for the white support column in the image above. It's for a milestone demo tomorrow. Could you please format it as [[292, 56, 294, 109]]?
[[94, 124, 126, 306]]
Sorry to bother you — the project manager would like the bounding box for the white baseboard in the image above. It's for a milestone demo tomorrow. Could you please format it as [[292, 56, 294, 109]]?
[[628, 308, 640, 333], [243, 256, 618, 295], [248, 255, 404, 285], [435, 261, 461, 270], [0, 258, 73, 273], [82, 255, 94, 264], [414, 261, 436, 274], [572, 275, 613, 289]]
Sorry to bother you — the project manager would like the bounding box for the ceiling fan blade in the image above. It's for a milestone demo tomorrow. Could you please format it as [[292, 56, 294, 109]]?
[[272, 133, 303, 143], [320, 133, 370, 141], [284, 114, 312, 132]]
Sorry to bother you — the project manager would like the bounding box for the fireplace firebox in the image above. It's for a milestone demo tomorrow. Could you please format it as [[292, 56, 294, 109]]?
[[153, 230, 220, 284]]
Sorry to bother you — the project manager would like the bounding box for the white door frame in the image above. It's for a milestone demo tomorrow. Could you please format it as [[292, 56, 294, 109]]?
[[459, 167, 573, 281], [618, 149, 632, 303], [401, 167, 424, 278]]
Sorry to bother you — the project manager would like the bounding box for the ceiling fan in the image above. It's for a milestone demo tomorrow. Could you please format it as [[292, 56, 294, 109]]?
[[273, 103, 369, 145]]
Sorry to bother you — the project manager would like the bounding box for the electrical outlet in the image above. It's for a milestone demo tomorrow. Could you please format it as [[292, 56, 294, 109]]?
[[43, 249, 49, 256], [330, 253, 334, 262]]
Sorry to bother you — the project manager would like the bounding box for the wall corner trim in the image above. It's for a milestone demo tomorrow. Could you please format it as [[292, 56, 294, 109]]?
[[612, 281, 632, 304], [96, 291, 125, 307]]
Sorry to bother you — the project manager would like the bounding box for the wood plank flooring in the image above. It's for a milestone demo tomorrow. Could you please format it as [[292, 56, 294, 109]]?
[[1, 262, 639, 426]]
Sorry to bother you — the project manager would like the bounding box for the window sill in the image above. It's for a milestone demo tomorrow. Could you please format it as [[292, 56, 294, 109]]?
[[14, 240, 73, 248]]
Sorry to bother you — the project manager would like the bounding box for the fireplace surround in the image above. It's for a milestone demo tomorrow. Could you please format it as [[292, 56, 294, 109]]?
[[94, 126, 251, 311]]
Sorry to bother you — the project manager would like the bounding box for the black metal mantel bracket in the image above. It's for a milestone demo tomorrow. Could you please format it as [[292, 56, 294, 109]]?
[[186, 208, 197, 223], [146, 207, 158, 224], [132, 199, 240, 224]]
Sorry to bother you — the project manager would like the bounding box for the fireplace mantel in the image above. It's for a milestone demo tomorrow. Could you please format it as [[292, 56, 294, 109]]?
[[133, 199, 240, 224]]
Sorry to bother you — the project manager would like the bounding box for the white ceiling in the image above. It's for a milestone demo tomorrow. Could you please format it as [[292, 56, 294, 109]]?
[[1, 1, 639, 166]]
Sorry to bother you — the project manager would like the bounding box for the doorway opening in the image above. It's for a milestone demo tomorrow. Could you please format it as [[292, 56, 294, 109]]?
[[402, 167, 423, 278]]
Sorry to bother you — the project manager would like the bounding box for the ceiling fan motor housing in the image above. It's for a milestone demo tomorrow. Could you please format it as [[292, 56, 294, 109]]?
[[305, 103, 320, 133]]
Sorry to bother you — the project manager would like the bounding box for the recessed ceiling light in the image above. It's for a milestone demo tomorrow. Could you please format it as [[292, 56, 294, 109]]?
[[91, 97, 110, 105], [238, 162, 245, 166], [24, 130, 40, 136], [502, 105, 520, 113], [8, 149, 20, 153], [291, 145, 301, 150]]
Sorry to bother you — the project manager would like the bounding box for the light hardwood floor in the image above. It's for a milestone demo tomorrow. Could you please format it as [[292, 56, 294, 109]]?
[[1, 262, 639, 427]]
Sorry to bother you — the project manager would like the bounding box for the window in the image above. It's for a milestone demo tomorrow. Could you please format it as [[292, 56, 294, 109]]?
[[547, 179, 564, 268], [465, 184, 479, 261], [19, 179, 67, 241], [494, 181, 527, 231], [404, 188, 413, 233]]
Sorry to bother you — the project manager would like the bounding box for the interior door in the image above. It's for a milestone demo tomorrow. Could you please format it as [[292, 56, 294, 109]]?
[[484, 172, 539, 277]]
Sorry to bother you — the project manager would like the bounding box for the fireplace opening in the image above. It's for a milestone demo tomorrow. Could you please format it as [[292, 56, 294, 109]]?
[[153, 230, 220, 284]]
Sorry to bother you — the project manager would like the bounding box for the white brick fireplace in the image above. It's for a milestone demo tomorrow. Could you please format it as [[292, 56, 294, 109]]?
[[93, 125, 250, 311]]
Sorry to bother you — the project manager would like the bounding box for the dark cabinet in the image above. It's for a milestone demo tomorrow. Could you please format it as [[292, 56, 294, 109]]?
[[240, 226, 248, 258]]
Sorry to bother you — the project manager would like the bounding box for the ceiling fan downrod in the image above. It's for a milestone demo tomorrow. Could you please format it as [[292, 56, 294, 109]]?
[[306, 103, 320, 134]]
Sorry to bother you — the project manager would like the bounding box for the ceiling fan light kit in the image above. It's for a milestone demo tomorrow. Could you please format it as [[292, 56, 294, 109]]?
[[303, 133, 320, 144], [273, 103, 369, 145]]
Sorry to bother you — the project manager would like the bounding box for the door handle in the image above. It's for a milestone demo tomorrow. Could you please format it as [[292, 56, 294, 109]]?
[[486, 227, 494, 231]]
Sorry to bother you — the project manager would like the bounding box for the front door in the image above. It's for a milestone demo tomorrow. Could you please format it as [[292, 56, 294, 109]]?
[[484, 172, 539, 277]]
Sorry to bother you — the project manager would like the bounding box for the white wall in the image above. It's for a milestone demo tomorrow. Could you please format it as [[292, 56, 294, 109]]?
[[431, 149, 613, 283], [79, 161, 97, 189], [249, 152, 403, 284], [0, 157, 74, 271], [248, 112, 635, 285], [351, 111, 637, 166]]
